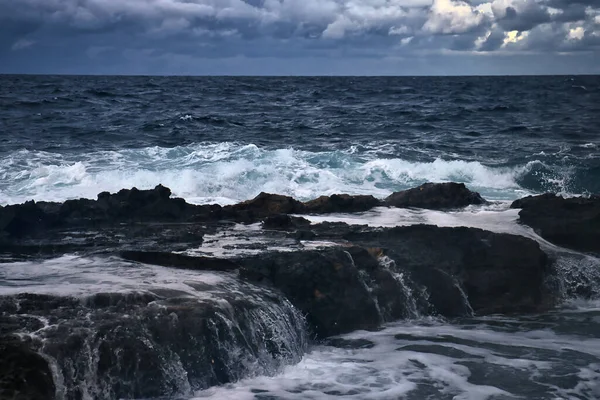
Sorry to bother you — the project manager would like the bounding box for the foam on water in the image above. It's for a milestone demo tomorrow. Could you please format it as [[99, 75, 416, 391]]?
[[194, 312, 600, 400], [0, 142, 571, 206], [0, 254, 226, 297]]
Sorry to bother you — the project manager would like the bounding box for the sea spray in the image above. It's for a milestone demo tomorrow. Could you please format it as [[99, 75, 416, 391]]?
[[0, 142, 581, 206]]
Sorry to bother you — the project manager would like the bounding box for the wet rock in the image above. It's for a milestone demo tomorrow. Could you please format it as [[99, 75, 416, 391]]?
[[0, 286, 306, 400], [0, 200, 56, 237], [511, 194, 600, 254], [323, 338, 376, 349], [239, 248, 382, 337], [385, 182, 485, 210], [344, 225, 551, 316], [0, 185, 211, 239], [303, 194, 382, 214], [239, 246, 425, 338], [0, 336, 56, 400], [62, 184, 198, 223], [0, 183, 489, 240], [292, 229, 317, 240], [262, 215, 311, 230], [120, 251, 240, 272], [224, 192, 304, 222]]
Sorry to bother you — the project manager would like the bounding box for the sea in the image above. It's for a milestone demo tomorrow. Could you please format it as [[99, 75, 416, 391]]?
[[1, 75, 599, 399]]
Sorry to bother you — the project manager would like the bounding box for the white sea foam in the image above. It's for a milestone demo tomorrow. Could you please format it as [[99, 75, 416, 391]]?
[[0, 142, 552, 206], [193, 317, 600, 400], [0, 254, 226, 297]]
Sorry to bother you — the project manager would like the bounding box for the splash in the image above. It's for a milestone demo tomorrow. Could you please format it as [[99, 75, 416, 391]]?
[[0, 142, 583, 206]]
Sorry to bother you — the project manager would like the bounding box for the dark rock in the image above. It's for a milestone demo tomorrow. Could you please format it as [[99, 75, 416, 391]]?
[[239, 248, 383, 337], [0, 336, 56, 400], [239, 245, 431, 338], [0, 200, 56, 237], [224, 192, 305, 221], [0, 183, 488, 240], [323, 338, 376, 349], [303, 194, 381, 214], [262, 214, 311, 230], [120, 251, 240, 272], [310, 221, 370, 239], [0, 185, 227, 240], [344, 225, 551, 316], [511, 194, 600, 254], [385, 182, 485, 210], [0, 285, 306, 399], [292, 230, 317, 241]]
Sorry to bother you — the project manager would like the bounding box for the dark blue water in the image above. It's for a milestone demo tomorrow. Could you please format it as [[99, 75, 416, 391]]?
[[1, 75, 599, 205]]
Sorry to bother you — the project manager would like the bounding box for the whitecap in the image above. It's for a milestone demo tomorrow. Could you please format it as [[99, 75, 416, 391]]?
[[0, 142, 574, 206]]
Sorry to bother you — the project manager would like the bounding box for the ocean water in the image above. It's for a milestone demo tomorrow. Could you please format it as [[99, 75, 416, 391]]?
[[1, 75, 600, 400], [1, 75, 599, 205]]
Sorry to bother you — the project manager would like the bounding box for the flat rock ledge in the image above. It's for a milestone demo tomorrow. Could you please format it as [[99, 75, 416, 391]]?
[[511, 193, 600, 254]]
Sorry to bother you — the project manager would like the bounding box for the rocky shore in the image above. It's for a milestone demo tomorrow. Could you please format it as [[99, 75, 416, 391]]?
[[1, 183, 598, 399]]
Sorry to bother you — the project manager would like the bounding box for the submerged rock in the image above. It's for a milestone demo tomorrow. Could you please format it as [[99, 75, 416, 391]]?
[[385, 182, 485, 210], [511, 194, 600, 254]]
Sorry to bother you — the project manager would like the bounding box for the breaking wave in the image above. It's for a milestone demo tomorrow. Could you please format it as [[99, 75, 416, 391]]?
[[0, 142, 588, 206]]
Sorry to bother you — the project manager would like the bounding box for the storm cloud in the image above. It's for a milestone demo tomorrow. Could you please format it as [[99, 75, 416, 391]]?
[[0, 0, 598, 74]]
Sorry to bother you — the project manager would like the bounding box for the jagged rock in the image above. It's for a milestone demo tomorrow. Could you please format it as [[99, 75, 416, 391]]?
[[0, 287, 306, 400], [303, 194, 382, 214], [120, 251, 240, 272], [62, 184, 197, 222], [511, 194, 600, 254], [239, 248, 384, 337], [0, 336, 56, 400], [262, 214, 311, 230], [223, 193, 304, 222], [385, 182, 485, 210], [0, 185, 212, 239], [239, 246, 436, 338], [239, 224, 552, 335], [0, 200, 55, 237], [344, 225, 551, 315], [0, 183, 491, 239]]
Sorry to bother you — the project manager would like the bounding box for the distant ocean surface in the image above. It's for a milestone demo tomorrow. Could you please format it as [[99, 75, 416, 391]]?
[[1, 75, 599, 206]]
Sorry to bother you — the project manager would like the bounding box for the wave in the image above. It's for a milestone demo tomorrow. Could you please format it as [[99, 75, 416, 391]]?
[[0, 142, 586, 206]]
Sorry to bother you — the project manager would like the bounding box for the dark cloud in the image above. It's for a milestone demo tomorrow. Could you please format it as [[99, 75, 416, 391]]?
[[0, 0, 598, 75], [551, 4, 588, 23], [493, 1, 552, 32], [479, 29, 506, 51]]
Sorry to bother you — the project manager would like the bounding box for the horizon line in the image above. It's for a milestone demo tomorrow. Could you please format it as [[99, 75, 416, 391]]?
[[1, 73, 599, 78]]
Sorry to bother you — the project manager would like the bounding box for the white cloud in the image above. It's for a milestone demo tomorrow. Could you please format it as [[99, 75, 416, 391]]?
[[389, 25, 411, 35], [502, 29, 528, 46], [11, 39, 36, 50], [422, 0, 485, 34], [567, 26, 585, 40], [401, 36, 413, 45]]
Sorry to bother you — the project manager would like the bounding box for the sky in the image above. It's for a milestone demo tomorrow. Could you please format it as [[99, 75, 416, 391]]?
[[1, 0, 599, 75]]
